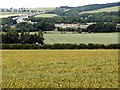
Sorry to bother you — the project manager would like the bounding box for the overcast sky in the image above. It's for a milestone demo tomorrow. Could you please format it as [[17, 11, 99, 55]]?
[[0, 0, 119, 8]]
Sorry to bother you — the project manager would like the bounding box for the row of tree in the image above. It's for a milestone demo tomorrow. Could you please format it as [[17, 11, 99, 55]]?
[[87, 23, 120, 33], [1, 43, 120, 49], [2, 31, 44, 45]]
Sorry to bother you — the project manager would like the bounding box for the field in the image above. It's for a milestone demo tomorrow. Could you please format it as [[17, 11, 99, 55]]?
[[44, 32, 118, 44], [2, 50, 118, 88], [34, 14, 58, 18], [79, 6, 119, 14], [29, 7, 56, 11], [0, 12, 28, 18]]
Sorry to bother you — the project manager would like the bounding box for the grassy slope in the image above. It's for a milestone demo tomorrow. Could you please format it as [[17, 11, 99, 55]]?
[[79, 6, 119, 14], [2, 50, 118, 88]]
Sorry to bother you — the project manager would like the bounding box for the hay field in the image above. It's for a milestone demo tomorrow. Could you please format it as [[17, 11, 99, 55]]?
[[2, 50, 118, 88], [79, 6, 119, 14]]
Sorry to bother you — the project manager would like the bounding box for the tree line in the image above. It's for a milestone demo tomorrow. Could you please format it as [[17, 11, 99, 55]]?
[[87, 22, 120, 33], [1, 43, 120, 49], [2, 17, 55, 32], [2, 31, 44, 45]]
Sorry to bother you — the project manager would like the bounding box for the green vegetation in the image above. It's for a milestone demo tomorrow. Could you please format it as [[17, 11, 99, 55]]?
[[2, 20, 55, 32], [2, 50, 118, 88], [34, 14, 58, 18], [87, 23, 119, 33], [2, 31, 44, 45], [1, 43, 120, 49]]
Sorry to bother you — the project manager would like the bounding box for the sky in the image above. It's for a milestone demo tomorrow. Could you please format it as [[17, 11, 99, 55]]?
[[0, 0, 119, 8]]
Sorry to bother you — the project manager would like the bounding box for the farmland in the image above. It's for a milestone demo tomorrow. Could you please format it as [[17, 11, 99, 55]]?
[[44, 32, 118, 45], [79, 6, 119, 14], [2, 50, 118, 88], [34, 14, 58, 18]]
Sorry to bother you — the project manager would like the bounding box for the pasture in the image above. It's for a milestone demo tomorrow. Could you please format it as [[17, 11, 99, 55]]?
[[2, 50, 118, 88], [44, 32, 118, 45], [34, 14, 58, 18], [79, 6, 119, 14]]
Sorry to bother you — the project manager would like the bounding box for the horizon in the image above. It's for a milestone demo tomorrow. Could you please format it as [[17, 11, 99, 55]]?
[[0, 0, 119, 9]]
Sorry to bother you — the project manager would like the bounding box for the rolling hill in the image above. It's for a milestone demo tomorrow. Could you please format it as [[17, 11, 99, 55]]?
[[79, 6, 119, 14]]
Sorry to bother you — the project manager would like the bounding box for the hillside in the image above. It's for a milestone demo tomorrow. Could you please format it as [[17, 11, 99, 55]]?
[[62, 2, 119, 13], [79, 6, 119, 14]]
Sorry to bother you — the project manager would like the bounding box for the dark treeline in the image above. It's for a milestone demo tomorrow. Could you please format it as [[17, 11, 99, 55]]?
[[2, 31, 44, 45], [1, 43, 120, 49], [2, 17, 55, 32], [57, 27, 82, 33], [87, 23, 120, 33], [56, 22, 120, 33]]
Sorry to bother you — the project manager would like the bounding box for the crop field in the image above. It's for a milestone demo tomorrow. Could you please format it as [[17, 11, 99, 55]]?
[[2, 50, 118, 88], [44, 32, 118, 45], [34, 14, 58, 18], [79, 6, 119, 14]]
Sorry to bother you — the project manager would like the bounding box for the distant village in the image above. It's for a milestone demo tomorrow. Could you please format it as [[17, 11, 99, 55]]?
[[0, 7, 52, 13], [0, 7, 52, 24]]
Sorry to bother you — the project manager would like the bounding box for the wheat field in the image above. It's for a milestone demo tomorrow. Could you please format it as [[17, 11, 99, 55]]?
[[2, 50, 118, 88]]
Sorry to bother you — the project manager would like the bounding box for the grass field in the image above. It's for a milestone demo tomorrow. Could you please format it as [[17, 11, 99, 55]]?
[[29, 7, 56, 11], [79, 6, 119, 14], [34, 14, 58, 18], [44, 32, 118, 44], [0, 12, 28, 18], [2, 50, 118, 88]]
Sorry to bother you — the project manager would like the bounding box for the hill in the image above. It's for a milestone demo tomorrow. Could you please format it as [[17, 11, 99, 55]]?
[[79, 6, 119, 14], [68, 2, 119, 13]]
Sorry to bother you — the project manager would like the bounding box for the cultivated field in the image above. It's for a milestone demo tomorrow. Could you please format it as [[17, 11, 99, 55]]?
[[2, 50, 118, 88], [44, 32, 118, 44], [34, 14, 58, 18], [79, 6, 119, 14]]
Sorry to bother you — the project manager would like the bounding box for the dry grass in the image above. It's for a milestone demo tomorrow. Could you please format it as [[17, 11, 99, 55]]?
[[2, 50, 118, 88]]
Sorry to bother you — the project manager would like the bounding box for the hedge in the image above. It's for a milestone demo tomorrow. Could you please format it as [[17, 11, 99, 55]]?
[[1, 43, 120, 49]]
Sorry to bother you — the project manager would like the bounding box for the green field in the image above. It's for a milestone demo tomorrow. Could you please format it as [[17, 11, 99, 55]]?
[[2, 50, 118, 88], [34, 14, 58, 18], [29, 7, 56, 11], [0, 12, 28, 18], [44, 32, 118, 44], [79, 6, 119, 14]]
